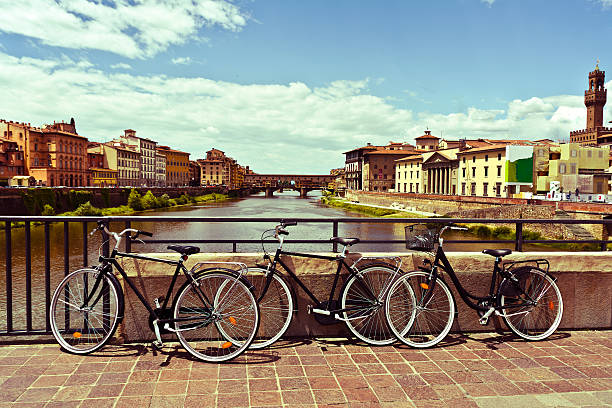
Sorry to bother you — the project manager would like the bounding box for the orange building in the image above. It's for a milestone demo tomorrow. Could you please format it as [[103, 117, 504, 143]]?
[[0, 118, 89, 186], [0, 138, 25, 185], [157, 146, 190, 187]]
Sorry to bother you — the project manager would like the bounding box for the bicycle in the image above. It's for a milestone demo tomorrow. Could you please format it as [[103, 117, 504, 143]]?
[[228, 220, 404, 348], [49, 221, 260, 363], [385, 224, 563, 348]]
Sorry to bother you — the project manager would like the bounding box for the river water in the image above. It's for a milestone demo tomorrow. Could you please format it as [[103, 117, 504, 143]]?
[[0, 190, 539, 332]]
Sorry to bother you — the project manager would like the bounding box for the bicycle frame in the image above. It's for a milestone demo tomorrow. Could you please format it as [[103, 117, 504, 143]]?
[[92, 249, 215, 329]]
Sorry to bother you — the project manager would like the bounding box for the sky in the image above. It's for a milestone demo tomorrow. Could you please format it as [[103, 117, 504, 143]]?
[[1, 0, 612, 174]]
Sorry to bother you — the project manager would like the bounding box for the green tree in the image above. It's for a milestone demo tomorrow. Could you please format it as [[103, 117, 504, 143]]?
[[127, 189, 143, 211], [141, 190, 157, 210]]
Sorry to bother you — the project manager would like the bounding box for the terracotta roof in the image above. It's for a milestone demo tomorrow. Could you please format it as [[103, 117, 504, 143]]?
[[456, 144, 511, 154], [365, 150, 414, 156], [415, 134, 440, 140], [342, 145, 381, 154], [395, 154, 423, 162]]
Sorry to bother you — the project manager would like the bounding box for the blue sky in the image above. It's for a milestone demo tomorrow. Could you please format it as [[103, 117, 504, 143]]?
[[0, 0, 611, 173]]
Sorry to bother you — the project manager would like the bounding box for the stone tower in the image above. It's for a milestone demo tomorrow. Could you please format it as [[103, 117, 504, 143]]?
[[585, 63, 606, 130]]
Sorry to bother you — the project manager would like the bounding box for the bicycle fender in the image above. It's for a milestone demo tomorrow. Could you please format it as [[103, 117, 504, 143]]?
[[192, 267, 256, 293]]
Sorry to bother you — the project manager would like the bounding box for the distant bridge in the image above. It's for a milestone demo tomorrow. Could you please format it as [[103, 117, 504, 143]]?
[[244, 174, 334, 197]]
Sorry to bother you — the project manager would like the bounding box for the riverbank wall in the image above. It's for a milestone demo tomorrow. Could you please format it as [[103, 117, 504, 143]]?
[[116, 252, 611, 342], [0, 186, 252, 215], [344, 190, 611, 241]]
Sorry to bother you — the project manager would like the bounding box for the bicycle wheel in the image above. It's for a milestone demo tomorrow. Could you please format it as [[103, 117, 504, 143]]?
[[174, 271, 259, 362], [243, 268, 293, 348], [500, 268, 563, 341], [50, 268, 121, 354], [341, 265, 398, 345], [386, 271, 454, 348]]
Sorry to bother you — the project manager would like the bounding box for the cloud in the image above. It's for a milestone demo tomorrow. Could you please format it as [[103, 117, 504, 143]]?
[[0, 0, 249, 58], [171, 57, 192, 65], [481, 0, 496, 6], [597, 0, 612, 8], [110, 63, 132, 70], [0, 51, 606, 173]]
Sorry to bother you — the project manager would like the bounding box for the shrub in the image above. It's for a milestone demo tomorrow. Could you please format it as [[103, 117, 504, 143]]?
[[156, 193, 171, 208], [141, 190, 157, 210], [71, 201, 103, 216], [41, 204, 55, 216], [127, 189, 143, 211]]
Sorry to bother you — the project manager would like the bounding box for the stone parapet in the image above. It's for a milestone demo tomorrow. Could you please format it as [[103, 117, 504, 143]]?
[[115, 252, 612, 343]]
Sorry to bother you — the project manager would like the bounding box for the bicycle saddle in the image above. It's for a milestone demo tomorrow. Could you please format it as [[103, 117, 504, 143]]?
[[330, 237, 360, 246], [167, 245, 200, 255], [482, 249, 512, 257]]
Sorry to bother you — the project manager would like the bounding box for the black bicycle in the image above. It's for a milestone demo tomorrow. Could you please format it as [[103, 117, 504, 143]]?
[[385, 224, 563, 348], [49, 221, 260, 362], [236, 220, 404, 348]]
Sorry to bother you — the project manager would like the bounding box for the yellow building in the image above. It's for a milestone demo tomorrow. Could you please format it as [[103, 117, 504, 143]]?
[[90, 168, 118, 187], [395, 154, 423, 193], [158, 146, 190, 187], [535, 143, 610, 194], [457, 145, 516, 197]]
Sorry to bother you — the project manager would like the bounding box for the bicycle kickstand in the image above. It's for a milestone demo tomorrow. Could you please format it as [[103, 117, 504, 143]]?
[[152, 319, 164, 350]]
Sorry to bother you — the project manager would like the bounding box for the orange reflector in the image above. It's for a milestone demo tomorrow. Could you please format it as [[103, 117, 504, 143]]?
[[222, 341, 233, 349], [73, 332, 82, 339], [228, 316, 237, 325], [549, 301, 555, 310], [420, 283, 430, 290]]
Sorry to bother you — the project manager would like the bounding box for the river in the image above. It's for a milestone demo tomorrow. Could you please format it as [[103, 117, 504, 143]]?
[[0, 190, 541, 333]]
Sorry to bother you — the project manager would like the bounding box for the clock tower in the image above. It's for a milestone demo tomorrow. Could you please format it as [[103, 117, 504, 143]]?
[[585, 62, 606, 130]]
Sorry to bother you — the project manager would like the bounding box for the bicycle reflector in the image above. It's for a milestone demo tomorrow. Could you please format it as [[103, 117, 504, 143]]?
[[420, 283, 430, 290], [228, 316, 237, 325], [549, 301, 555, 310], [73, 332, 82, 338], [182, 255, 188, 261], [222, 341, 232, 349]]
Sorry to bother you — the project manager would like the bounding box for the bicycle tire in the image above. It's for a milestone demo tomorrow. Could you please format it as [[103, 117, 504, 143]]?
[[386, 271, 455, 348], [500, 267, 563, 341], [174, 271, 259, 363], [50, 268, 121, 354], [239, 267, 293, 349], [340, 264, 398, 345]]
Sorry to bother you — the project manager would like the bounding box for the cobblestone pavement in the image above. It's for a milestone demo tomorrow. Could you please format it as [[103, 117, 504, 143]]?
[[0, 330, 610, 407]]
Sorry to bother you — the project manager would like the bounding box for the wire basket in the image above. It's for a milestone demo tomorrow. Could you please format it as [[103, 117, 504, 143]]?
[[405, 224, 438, 251]]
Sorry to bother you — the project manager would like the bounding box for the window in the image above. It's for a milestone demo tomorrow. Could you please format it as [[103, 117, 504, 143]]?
[[462, 157, 466, 164], [416, 183, 419, 192], [471, 183, 476, 196], [397, 183, 400, 191], [472, 167, 476, 177], [587, 150, 592, 158], [416, 171, 419, 178], [559, 163, 566, 174], [461, 183, 466, 195], [496, 182, 502, 197], [484, 166, 488, 177], [404, 183, 407, 192], [472, 156, 476, 163], [497, 166, 502, 177], [410, 171, 413, 179], [538, 149, 545, 157], [571, 149, 577, 157], [485, 155, 488, 162], [483, 182, 488, 196], [599, 150, 603, 158], [570, 163, 576, 174], [462, 168, 466, 178], [498, 153, 502, 160]]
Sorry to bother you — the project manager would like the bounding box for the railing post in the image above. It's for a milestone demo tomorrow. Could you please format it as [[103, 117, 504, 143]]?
[[233, 242, 237, 253], [45, 222, 51, 332], [125, 220, 131, 253], [515, 222, 523, 252], [5, 221, 12, 333], [332, 220, 339, 253], [82, 222, 88, 267], [25, 221, 32, 332]]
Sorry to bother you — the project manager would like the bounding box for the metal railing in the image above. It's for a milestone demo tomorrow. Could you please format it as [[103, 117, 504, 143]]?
[[1, 215, 612, 337]]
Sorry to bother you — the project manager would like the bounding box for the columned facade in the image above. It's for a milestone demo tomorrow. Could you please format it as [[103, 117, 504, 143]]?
[[422, 152, 458, 195]]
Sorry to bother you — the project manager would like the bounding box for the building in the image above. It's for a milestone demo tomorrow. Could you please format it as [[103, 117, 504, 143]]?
[[0, 118, 89, 187], [198, 148, 227, 186], [158, 146, 189, 187], [456, 144, 534, 198], [570, 63, 612, 146], [414, 131, 440, 151], [118, 129, 157, 186], [343, 144, 378, 190], [87, 142, 117, 187], [155, 150, 166, 187], [363, 150, 412, 192], [0, 138, 25, 185], [535, 143, 610, 194], [189, 161, 201, 187], [102, 141, 141, 187], [422, 149, 460, 195], [395, 154, 423, 193]]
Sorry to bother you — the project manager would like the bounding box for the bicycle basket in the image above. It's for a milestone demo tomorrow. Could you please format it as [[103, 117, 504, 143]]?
[[405, 224, 438, 251]]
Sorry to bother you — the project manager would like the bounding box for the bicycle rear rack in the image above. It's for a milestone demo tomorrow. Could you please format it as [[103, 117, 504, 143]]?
[[189, 261, 249, 276], [350, 255, 403, 274], [502, 259, 550, 274]]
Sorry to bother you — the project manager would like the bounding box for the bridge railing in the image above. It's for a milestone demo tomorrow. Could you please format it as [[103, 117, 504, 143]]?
[[1, 215, 611, 336]]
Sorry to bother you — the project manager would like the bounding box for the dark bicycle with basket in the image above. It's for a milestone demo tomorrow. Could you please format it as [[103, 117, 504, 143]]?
[[384, 223, 563, 348]]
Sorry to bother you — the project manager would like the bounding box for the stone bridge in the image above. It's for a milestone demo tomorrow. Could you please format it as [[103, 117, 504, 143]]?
[[244, 174, 334, 197]]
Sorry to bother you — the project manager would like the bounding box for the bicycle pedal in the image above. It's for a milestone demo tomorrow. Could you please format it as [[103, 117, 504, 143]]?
[[152, 340, 164, 350], [478, 317, 489, 326], [154, 297, 165, 308]]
